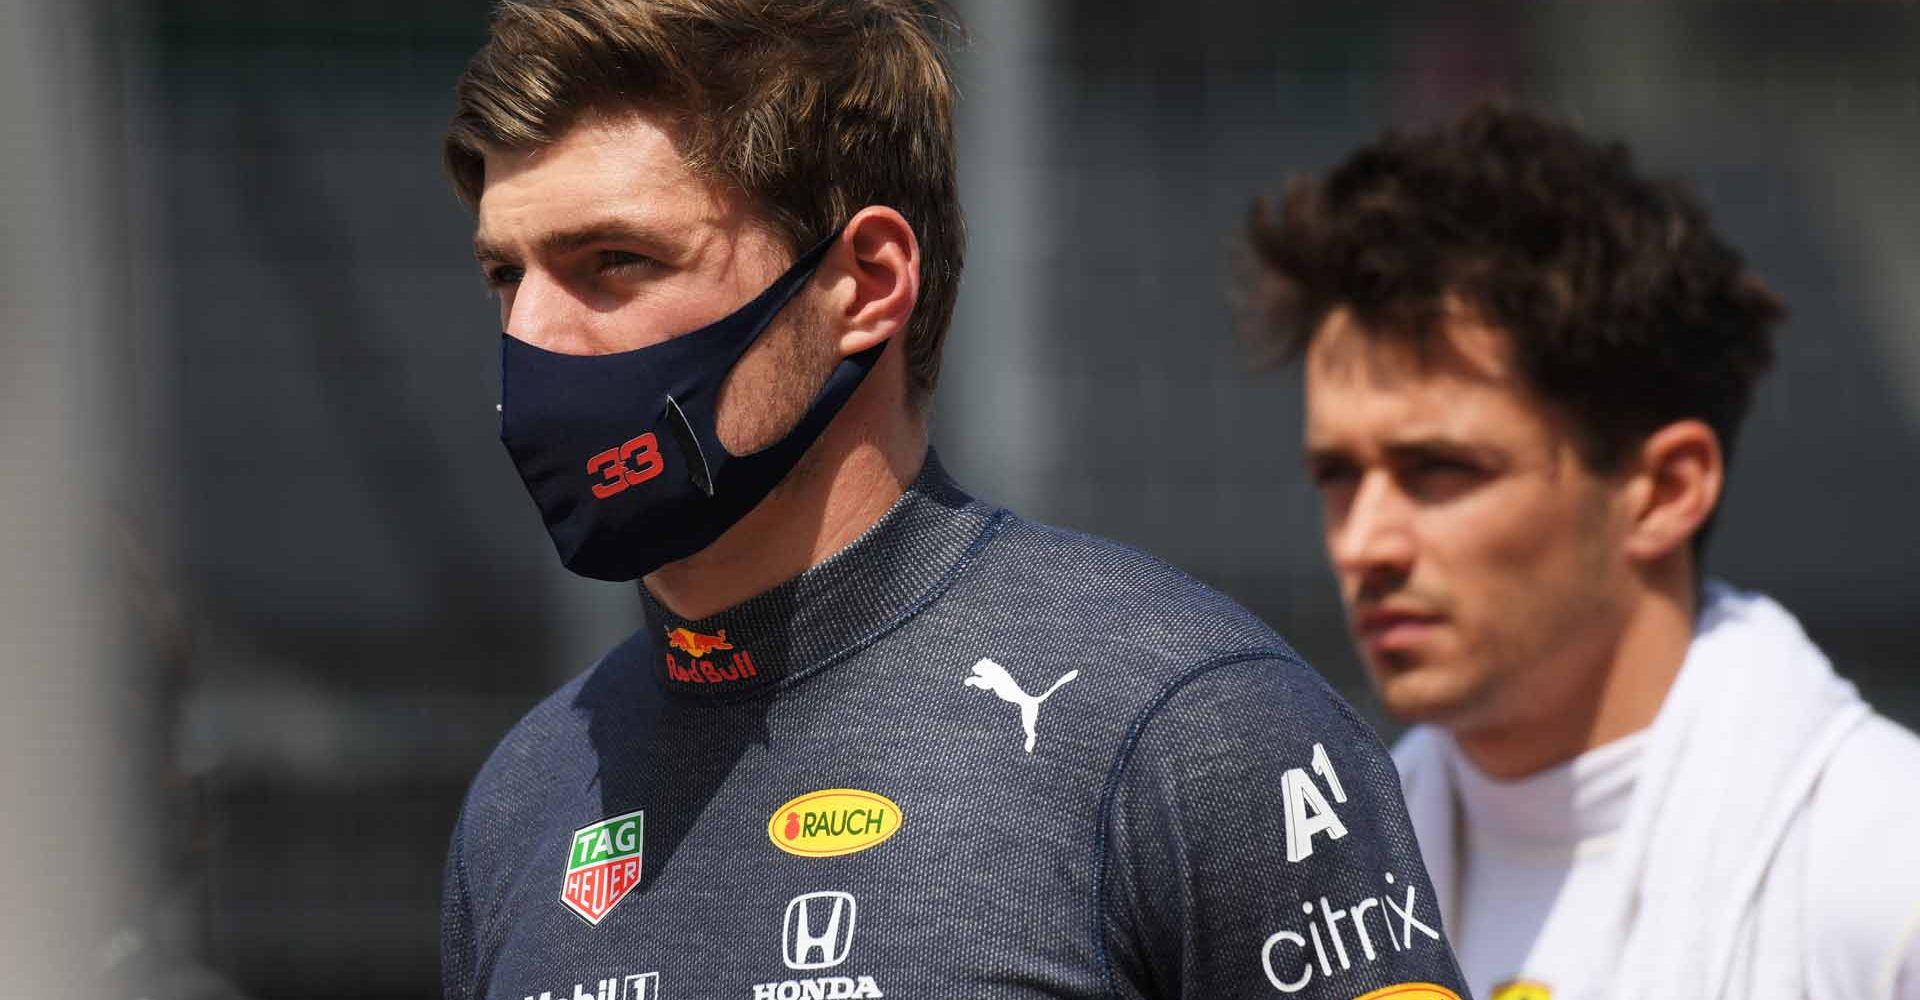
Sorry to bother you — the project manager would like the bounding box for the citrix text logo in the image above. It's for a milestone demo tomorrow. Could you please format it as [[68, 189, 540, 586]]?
[[588, 433, 664, 499], [1283, 742, 1349, 863], [560, 810, 644, 925], [1259, 871, 1441, 995], [523, 971, 659, 1000]]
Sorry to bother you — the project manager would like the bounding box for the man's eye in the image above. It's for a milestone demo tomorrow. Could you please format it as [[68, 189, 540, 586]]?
[[1309, 462, 1358, 489], [1413, 457, 1479, 477], [483, 266, 523, 290], [597, 250, 658, 274], [1401, 458, 1485, 501]]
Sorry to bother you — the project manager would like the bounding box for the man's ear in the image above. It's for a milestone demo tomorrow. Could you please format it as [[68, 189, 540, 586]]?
[[1623, 419, 1724, 562], [820, 206, 920, 358]]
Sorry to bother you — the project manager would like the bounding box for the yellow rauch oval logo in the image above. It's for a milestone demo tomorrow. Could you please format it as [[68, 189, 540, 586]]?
[[768, 789, 901, 858], [1351, 986, 1464, 1000]]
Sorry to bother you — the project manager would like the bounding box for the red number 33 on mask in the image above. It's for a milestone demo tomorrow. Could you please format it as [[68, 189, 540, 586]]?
[[587, 433, 665, 499]]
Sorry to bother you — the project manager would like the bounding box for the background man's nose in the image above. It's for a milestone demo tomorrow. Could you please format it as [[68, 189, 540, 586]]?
[[1330, 472, 1416, 580]]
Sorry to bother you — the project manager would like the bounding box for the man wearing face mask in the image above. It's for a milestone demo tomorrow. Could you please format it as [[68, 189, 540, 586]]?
[[439, 3, 1468, 999]]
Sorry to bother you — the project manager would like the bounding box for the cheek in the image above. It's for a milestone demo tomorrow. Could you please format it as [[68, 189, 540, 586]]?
[[1448, 486, 1618, 652], [1460, 480, 1596, 575], [1415, 486, 1584, 626], [712, 306, 835, 454]]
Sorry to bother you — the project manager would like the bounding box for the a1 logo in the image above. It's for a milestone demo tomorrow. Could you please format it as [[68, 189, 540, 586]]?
[[588, 433, 664, 499], [1283, 742, 1349, 863]]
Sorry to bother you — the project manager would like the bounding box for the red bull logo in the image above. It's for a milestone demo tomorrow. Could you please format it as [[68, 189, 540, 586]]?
[[664, 648, 759, 685], [666, 627, 733, 658], [663, 626, 757, 686]]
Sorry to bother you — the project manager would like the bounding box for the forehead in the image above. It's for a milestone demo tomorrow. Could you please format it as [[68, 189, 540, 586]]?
[[1303, 308, 1567, 452], [473, 110, 734, 242]]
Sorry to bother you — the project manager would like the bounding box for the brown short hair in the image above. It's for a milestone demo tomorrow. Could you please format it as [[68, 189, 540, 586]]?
[[1243, 102, 1783, 476], [445, 0, 966, 406]]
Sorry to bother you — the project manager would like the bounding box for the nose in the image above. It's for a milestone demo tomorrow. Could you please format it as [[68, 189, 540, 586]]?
[[1326, 470, 1416, 583], [503, 270, 596, 355]]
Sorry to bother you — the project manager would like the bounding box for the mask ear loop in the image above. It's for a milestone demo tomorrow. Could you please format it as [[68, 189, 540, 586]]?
[[661, 395, 713, 497], [660, 230, 843, 500]]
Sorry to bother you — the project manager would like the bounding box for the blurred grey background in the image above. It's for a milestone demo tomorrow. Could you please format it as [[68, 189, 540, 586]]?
[[7, 1, 1917, 997]]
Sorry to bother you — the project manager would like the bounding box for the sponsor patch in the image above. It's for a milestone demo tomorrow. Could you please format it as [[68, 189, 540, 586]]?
[[1350, 987, 1461, 1000], [523, 971, 660, 1000], [1282, 742, 1350, 863], [1259, 871, 1444, 994], [769, 790, 901, 858], [752, 891, 884, 998], [962, 658, 1078, 754], [666, 627, 732, 658], [561, 809, 645, 925], [663, 627, 758, 685], [751, 979, 880, 1000], [1490, 981, 1551, 1000]]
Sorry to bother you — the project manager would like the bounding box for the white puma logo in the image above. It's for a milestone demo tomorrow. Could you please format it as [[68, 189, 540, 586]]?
[[964, 658, 1080, 754]]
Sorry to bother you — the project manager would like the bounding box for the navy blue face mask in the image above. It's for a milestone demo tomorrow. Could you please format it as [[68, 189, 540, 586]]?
[[499, 234, 881, 581]]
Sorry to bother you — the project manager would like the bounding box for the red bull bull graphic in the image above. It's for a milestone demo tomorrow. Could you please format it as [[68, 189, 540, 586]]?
[[666, 627, 733, 658], [664, 627, 758, 685]]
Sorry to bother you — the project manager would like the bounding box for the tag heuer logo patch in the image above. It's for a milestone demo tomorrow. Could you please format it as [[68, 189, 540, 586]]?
[[561, 809, 644, 925]]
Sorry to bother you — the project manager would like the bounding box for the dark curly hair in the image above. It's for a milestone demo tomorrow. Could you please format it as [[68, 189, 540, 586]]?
[[1243, 102, 1784, 476]]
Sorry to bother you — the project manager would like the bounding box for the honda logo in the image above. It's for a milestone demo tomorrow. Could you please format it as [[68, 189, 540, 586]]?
[[782, 891, 857, 970]]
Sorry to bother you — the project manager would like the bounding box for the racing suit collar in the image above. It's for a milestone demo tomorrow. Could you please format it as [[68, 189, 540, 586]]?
[[639, 449, 997, 696]]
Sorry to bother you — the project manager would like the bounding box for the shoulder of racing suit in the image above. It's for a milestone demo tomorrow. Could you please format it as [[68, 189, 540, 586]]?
[[957, 514, 1301, 665], [967, 521, 1464, 997], [1095, 647, 1464, 999]]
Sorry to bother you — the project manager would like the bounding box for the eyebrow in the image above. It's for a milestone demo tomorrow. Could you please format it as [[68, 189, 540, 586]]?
[[1304, 436, 1504, 465], [473, 219, 681, 265], [1381, 437, 1495, 459]]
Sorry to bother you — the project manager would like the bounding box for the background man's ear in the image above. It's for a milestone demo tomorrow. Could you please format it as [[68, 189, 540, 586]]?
[[1624, 420, 1724, 562], [821, 206, 920, 358]]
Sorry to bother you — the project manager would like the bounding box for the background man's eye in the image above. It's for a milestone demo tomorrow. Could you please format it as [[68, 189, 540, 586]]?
[[1310, 464, 1358, 488], [484, 266, 523, 288], [1400, 457, 1486, 502]]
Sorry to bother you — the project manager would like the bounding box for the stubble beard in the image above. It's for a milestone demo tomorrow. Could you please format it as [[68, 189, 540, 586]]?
[[712, 298, 841, 496], [714, 299, 837, 454]]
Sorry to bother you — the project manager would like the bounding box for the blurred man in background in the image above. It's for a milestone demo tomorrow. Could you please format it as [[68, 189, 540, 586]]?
[[437, 2, 1467, 998], [1242, 103, 1920, 1000]]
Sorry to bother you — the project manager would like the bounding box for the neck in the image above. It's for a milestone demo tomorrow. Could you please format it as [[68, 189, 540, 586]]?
[[643, 378, 927, 621], [1456, 559, 1698, 779]]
